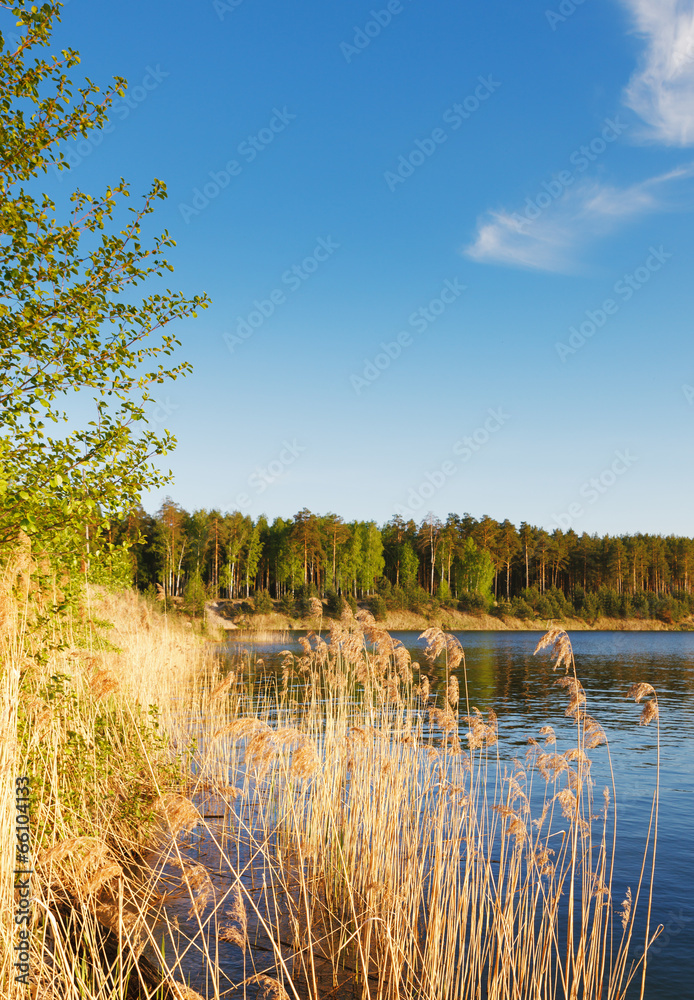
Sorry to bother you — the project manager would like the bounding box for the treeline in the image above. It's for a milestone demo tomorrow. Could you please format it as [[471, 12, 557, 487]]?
[[104, 502, 694, 624]]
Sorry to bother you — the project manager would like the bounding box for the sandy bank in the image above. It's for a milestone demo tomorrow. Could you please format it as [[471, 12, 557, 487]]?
[[206, 599, 692, 634]]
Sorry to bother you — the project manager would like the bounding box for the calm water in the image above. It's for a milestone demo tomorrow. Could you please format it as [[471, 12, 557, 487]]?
[[164, 630, 694, 999]]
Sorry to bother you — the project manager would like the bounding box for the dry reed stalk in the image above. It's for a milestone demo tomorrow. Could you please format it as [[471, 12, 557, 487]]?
[[153, 794, 201, 838], [447, 674, 459, 708], [218, 883, 248, 950], [255, 973, 292, 999], [0, 547, 27, 996]]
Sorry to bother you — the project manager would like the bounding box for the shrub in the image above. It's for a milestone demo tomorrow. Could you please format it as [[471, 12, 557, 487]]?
[[619, 594, 633, 619], [631, 591, 648, 617], [294, 583, 318, 617], [492, 597, 511, 618], [387, 585, 408, 610], [183, 571, 207, 617], [458, 591, 490, 615], [535, 595, 554, 618], [520, 586, 541, 611], [367, 594, 388, 621], [597, 588, 620, 618], [326, 589, 346, 618], [279, 593, 296, 616], [580, 593, 600, 622], [253, 589, 274, 614], [435, 579, 454, 606], [655, 598, 675, 624], [510, 597, 534, 620], [405, 585, 429, 614], [544, 586, 574, 618]]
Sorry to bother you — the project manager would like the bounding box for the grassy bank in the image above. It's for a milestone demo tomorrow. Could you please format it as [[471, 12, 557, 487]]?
[[1, 547, 222, 999], [2, 561, 662, 999]]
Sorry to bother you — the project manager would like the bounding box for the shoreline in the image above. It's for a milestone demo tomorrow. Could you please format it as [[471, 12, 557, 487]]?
[[205, 601, 694, 634]]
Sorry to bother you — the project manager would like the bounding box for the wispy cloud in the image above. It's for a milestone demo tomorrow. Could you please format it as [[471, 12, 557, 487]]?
[[465, 3, 694, 272], [622, 0, 694, 145], [464, 166, 693, 271]]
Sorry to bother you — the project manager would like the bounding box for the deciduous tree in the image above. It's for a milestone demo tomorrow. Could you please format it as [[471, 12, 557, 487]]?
[[0, 1, 208, 545]]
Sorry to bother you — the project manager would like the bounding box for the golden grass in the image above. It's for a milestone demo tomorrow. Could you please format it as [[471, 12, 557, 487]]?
[[1, 564, 662, 1000], [0, 566, 218, 1000]]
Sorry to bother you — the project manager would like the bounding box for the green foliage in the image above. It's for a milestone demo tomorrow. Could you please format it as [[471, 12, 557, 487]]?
[[86, 546, 134, 589], [385, 585, 408, 610], [0, 2, 209, 546], [115, 503, 694, 626], [509, 596, 534, 620], [367, 594, 387, 621], [183, 570, 207, 617], [253, 588, 274, 614], [455, 538, 495, 597], [279, 592, 296, 616], [577, 591, 600, 622], [458, 591, 490, 615], [18, 673, 187, 839], [404, 585, 430, 614], [399, 542, 419, 587], [294, 582, 318, 617], [325, 588, 346, 618]]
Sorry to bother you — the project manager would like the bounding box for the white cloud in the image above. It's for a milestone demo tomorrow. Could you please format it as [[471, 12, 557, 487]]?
[[464, 166, 693, 272], [622, 0, 694, 145], [465, 4, 694, 272]]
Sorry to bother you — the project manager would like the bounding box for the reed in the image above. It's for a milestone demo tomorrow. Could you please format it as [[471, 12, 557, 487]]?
[[179, 611, 661, 999], [0, 570, 218, 1000], [1, 576, 661, 1000]]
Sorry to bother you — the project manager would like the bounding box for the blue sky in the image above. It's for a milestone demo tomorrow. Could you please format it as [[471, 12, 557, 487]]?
[[32, 0, 694, 533]]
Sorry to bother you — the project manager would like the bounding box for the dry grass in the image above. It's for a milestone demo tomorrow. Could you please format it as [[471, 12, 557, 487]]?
[[1, 555, 661, 1000], [178, 623, 661, 999], [0, 561, 217, 1000]]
